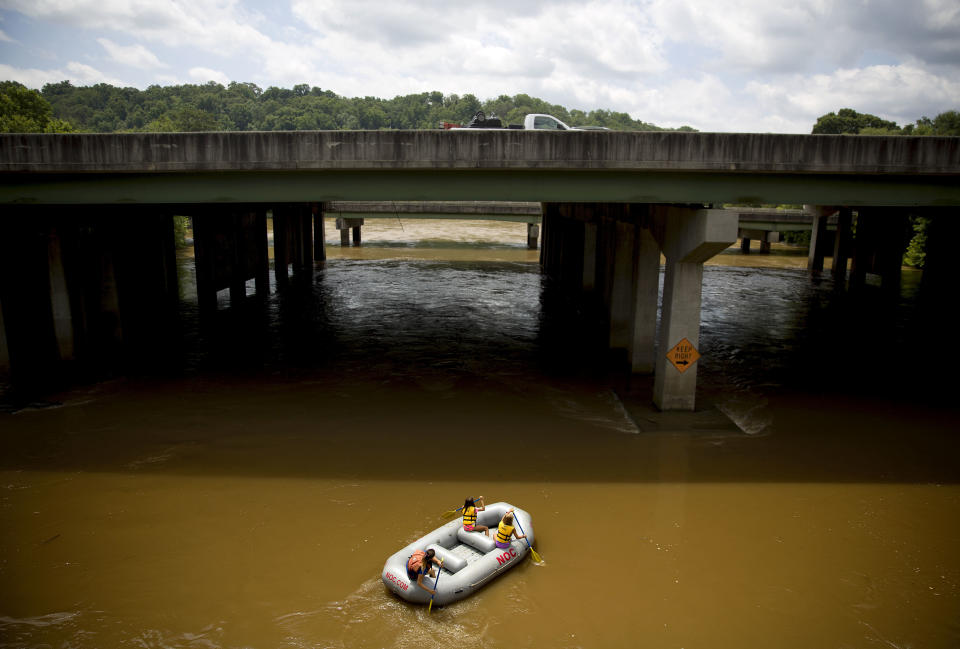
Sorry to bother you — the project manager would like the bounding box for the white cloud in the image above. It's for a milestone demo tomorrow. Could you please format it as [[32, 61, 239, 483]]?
[[0, 61, 126, 88], [292, 0, 665, 93], [1, 0, 957, 132], [0, 0, 272, 54], [747, 63, 960, 129], [0, 28, 14, 42], [97, 37, 166, 69], [188, 66, 229, 85]]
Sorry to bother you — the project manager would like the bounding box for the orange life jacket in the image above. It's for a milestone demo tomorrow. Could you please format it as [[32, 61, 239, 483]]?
[[407, 550, 427, 575]]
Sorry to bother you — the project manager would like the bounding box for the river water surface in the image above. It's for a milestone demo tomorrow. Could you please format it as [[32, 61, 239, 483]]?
[[1, 218, 958, 648]]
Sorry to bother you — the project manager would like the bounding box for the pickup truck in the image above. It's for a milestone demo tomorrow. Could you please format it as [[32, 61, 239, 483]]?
[[443, 111, 588, 131]]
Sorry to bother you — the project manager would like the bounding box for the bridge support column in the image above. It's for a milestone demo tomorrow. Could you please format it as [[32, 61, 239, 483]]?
[[313, 203, 326, 262], [919, 209, 960, 309], [335, 218, 364, 247], [114, 207, 180, 353], [831, 207, 853, 282], [582, 221, 598, 293], [0, 290, 7, 372], [541, 203, 585, 291], [0, 209, 62, 394], [806, 205, 835, 274], [527, 223, 539, 249], [739, 229, 779, 255], [651, 207, 738, 410], [560, 208, 586, 292], [609, 214, 636, 359], [595, 211, 618, 350], [631, 210, 660, 374], [1, 206, 182, 396], [254, 208, 270, 297], [540, 203, 559, 274], [850, 208, 908, 291], [46, 222, 75, 362], [292, 204, 313, 272], [272, 207, 290, 286], [195, 207, 269, 308]]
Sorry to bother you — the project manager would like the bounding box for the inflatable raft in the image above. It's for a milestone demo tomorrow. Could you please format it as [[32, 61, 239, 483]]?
[[381, 501, 535, 606]]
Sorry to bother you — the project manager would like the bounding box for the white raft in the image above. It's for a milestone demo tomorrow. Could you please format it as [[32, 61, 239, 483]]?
[[381, 501, 535, 606]]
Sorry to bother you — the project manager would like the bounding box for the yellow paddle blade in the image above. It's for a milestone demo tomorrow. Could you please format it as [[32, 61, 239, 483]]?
[[428, 599, 434, 613], [530, 547, 544, 564], [440, 509, 459, 519]]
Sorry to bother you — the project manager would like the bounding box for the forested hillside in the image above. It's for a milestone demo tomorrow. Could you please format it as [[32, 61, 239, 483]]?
[[32, 80, 689, 133]]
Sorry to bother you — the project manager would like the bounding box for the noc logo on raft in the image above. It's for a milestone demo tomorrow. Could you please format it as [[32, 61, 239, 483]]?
[[496, 548, 518, 565], [385, 572, 409, 591]]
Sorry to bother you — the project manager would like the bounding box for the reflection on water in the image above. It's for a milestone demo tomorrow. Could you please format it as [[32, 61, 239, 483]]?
[[1, 219, 958, 648]]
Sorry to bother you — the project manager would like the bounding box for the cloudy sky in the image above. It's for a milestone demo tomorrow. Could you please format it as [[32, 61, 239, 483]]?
[[1, 0, 958, 132]]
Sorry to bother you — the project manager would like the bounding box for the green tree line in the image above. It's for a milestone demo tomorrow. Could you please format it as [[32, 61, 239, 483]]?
[[812, 107, 960, 136], [0, 80, 75, 132], [1, 80, 691, 133]]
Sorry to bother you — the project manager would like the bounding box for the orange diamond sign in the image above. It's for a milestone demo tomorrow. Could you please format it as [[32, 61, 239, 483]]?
[[666, 338, 700, 373]]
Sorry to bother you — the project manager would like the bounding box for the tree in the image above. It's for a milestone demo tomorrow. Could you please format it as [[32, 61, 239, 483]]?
[[932, 110, 960, 136], [0, 81, 74, 132], [23, 79, 689, 133], [811, 108, 900, 134], [903, 216, 929, 268]]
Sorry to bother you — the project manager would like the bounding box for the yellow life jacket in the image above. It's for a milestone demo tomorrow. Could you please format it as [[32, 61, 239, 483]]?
[[496, 522, 514, 544], [463, 506, 477, 526]]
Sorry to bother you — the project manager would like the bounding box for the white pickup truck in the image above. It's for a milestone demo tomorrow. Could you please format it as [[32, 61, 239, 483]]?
[[443, 111, 592, 131]]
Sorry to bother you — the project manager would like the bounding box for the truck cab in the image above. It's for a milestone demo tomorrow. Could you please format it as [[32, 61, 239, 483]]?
[[525, 114, 579, 130]]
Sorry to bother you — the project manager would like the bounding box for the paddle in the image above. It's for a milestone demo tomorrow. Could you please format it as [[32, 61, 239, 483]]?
[[441, 496, 480, 519], [513, 515, 543, 564], [427, 558, 443, 613]]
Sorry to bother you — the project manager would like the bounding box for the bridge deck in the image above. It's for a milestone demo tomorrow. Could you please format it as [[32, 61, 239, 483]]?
[[2, 131, 958, 206]]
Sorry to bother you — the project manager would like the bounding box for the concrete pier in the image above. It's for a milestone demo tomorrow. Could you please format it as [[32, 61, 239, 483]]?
[[527, 223, 539, 249], [0, 206, 181, 395], [831, 207, 853, 282], [313, 203, 326, 262], [806, 205, 837, 274], [193, 207, 269, 309], [631, 218, 660, 374], [335, 217, 364, 246], [539, 202, 740, 408], [850, 208, 909, 291], [651, 207, 738, 410]]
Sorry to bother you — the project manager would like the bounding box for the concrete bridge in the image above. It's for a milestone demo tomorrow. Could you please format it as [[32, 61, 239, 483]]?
[[1, 130, 958, 410], [321, 202, 821, 252], [323, 200, 542, 248]]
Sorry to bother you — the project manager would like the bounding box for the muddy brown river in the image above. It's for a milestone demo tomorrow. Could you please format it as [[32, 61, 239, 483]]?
[[1, 219, 957, 648]]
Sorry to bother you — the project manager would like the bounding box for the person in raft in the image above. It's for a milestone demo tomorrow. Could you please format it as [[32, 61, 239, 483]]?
[[406, 548, 443, 594], [462, 496, 489, 537], [494, 508, 526, 550]]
